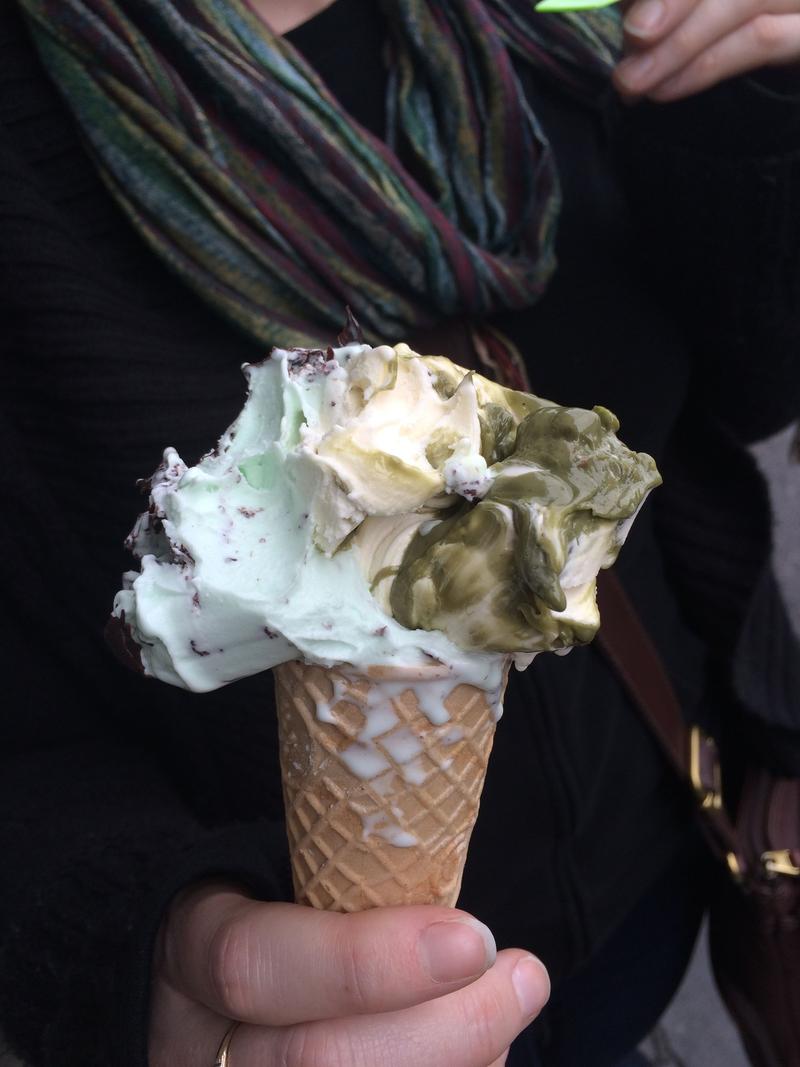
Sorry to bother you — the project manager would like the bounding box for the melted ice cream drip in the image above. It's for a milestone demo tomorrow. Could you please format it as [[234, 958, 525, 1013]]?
[[324, 670, 505, 847]]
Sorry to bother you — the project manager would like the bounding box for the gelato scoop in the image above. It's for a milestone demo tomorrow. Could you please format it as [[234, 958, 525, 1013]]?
[[113, 338, 659, 693]]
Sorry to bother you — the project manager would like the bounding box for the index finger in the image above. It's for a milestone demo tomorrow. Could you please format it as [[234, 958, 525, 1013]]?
[[159, 886, 497, 1025], [231, 950, 548, 1067]]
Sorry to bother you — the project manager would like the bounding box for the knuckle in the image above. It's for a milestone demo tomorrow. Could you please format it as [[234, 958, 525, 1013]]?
[[696, 45, 720, 79], [337, 926, 376, 1013], [671, 24, 700, 60], [280, 1027, 346, 1067], [458, 982, 507, 1061], [207, 912, 254, 1017], [707, 0, 731, 27], [750, 14, 784, 55], [279, 1014, 411, 1067]]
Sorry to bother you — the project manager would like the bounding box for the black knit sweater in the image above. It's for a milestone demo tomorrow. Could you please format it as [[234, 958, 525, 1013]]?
[[1, 1, 799, 1063]]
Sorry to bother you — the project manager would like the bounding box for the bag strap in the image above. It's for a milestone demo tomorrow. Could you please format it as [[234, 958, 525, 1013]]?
[[595, 570, 743, 870]]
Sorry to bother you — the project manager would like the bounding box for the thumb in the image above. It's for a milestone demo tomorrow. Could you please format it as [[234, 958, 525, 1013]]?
[[161, 886, 498, 1025]]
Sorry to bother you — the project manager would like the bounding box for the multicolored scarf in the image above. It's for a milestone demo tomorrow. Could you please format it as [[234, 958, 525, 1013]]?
[[18, 0, 622, 384]]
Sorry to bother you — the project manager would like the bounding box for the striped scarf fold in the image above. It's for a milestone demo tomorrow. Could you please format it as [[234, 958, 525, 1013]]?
[[18, 0, 622, 366]]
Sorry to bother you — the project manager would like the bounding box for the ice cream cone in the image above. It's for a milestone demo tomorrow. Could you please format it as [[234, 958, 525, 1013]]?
[[273, 659, 508, 911]]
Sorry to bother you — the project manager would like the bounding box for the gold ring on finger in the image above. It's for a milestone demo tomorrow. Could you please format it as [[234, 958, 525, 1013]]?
[[213, 1021, 240, 1067]]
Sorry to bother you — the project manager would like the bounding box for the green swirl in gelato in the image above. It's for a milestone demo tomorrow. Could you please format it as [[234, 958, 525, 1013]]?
[[385, 401, 659, 652]]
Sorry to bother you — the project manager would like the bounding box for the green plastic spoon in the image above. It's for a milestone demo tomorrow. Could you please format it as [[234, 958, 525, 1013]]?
[[535, 0, 620, 11]]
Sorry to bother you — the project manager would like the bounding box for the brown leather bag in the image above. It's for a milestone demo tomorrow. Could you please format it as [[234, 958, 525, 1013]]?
[[596, 571, 800, 1067]]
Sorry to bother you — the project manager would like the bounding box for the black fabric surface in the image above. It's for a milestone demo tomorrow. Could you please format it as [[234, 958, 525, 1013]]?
[[1, 0, 799, 1064], [507, 830, 711, 1067]]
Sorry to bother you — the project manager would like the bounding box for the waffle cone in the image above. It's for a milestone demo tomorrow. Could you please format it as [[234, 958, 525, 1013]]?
[[273, 659, 507, 911]]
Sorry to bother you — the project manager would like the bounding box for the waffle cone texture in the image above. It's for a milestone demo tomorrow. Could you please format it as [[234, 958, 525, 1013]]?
[[274, 660, 506, 911]]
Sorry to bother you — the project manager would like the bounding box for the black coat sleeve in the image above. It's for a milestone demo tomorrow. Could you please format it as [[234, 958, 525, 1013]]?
[[616, 73, 800, 444]]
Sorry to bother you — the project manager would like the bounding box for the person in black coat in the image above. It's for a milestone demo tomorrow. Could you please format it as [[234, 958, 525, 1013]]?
[[1, 1, 799, 1065]]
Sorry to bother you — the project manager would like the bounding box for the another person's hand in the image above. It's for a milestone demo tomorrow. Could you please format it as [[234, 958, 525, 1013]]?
[[149, 883, 550, 1067], [614, 0, 800, 101]]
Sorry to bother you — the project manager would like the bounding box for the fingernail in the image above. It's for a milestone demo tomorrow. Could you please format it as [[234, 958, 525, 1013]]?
[[512, 955, 550, 1017], [419, 918, 497, 984], [624, 0, 665, 37], [616, 51, 656, 89]]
